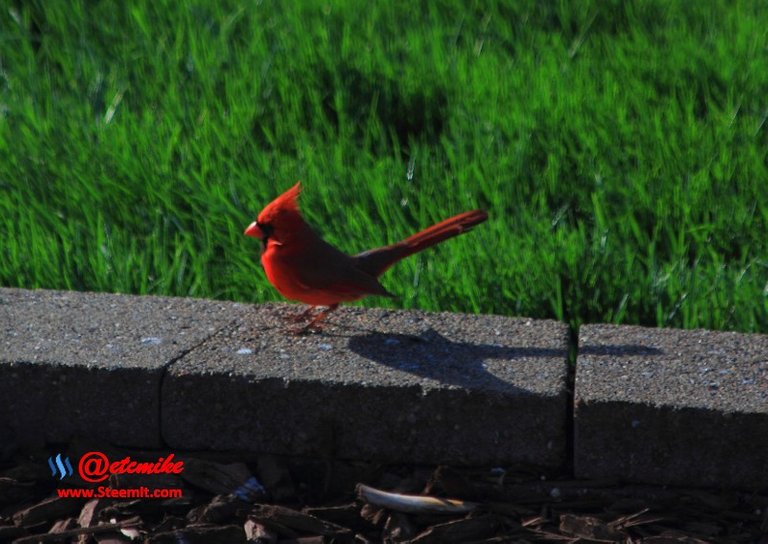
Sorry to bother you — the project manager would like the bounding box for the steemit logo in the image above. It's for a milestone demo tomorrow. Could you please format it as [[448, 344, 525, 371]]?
[[48, 453, 74, 480]]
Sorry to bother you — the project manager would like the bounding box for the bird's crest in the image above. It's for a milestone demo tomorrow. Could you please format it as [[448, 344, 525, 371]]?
[[257, 181, 302, 224]]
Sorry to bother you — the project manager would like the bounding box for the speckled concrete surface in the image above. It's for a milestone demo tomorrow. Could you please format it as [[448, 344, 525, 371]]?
[[162, 305, 570, 466], [6, 288, 767, 486], [575, 324, 768, 488], [0, 288, 248, 449]]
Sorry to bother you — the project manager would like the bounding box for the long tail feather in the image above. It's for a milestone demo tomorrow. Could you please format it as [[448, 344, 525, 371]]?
[[353, 210, 488, 277], [401, 209, 488, 251]]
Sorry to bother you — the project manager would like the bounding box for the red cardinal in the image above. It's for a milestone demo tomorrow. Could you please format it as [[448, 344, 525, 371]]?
[[244, 182, 487, 330]]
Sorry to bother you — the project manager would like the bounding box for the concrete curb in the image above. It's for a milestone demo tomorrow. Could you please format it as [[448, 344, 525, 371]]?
[[574, 324, 768, 488], [161, 305, 569, 466], [2, 288, 767, 489], [0, 288, 249, 449]]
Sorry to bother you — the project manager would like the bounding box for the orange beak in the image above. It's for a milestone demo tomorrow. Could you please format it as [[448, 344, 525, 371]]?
[[244, 221, 263, 239]]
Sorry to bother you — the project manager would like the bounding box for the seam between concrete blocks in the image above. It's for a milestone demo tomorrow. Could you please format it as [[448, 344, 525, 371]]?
[[564, 322, 579, 475]]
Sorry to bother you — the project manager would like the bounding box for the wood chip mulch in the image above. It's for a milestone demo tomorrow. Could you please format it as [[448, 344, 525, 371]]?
[[1, 445, 767, 543]]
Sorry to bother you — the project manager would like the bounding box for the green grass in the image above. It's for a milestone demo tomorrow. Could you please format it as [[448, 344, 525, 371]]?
[[1, 0, 767, 334]]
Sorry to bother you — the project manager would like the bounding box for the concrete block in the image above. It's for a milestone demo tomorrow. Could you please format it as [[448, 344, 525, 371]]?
[[0, 288, 246, 449], [575, 324, 768, 488], [162, 305, 570, 467]]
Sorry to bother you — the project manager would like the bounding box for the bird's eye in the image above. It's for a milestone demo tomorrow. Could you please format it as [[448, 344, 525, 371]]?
[[257, 221, 274, 238]]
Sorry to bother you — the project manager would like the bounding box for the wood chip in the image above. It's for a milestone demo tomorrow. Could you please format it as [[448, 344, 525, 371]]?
[[356, 484, 478, 515], [13, 496, 86, 527], [147, 524, 246, 544], [12, 516, 142, 544], [249, 504, 352, 538], [383, 511, 417, 541], [409, 515, 499, 543], [243, 519, 277, 543], [559, 513, 624, 542]]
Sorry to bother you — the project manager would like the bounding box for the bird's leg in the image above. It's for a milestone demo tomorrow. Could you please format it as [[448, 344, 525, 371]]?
[[306, 303, 339, 328], [287, 305, 318, 323], [291, 304, 339, 334]]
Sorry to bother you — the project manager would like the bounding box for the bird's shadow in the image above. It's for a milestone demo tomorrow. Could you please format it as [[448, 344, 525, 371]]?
[[346, 328, 664, 392], [347, 328, 565, 393], [578, 345, 664, 356]]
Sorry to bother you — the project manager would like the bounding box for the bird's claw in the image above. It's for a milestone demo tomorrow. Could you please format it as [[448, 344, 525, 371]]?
[[288, 323, 324, 335], [286, 307, 316, 323]]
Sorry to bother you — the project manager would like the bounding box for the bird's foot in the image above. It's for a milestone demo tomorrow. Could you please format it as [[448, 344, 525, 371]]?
[[286, 306, 317, 323], [285, 304, 339, 335], [288, 322, 324, 335]]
